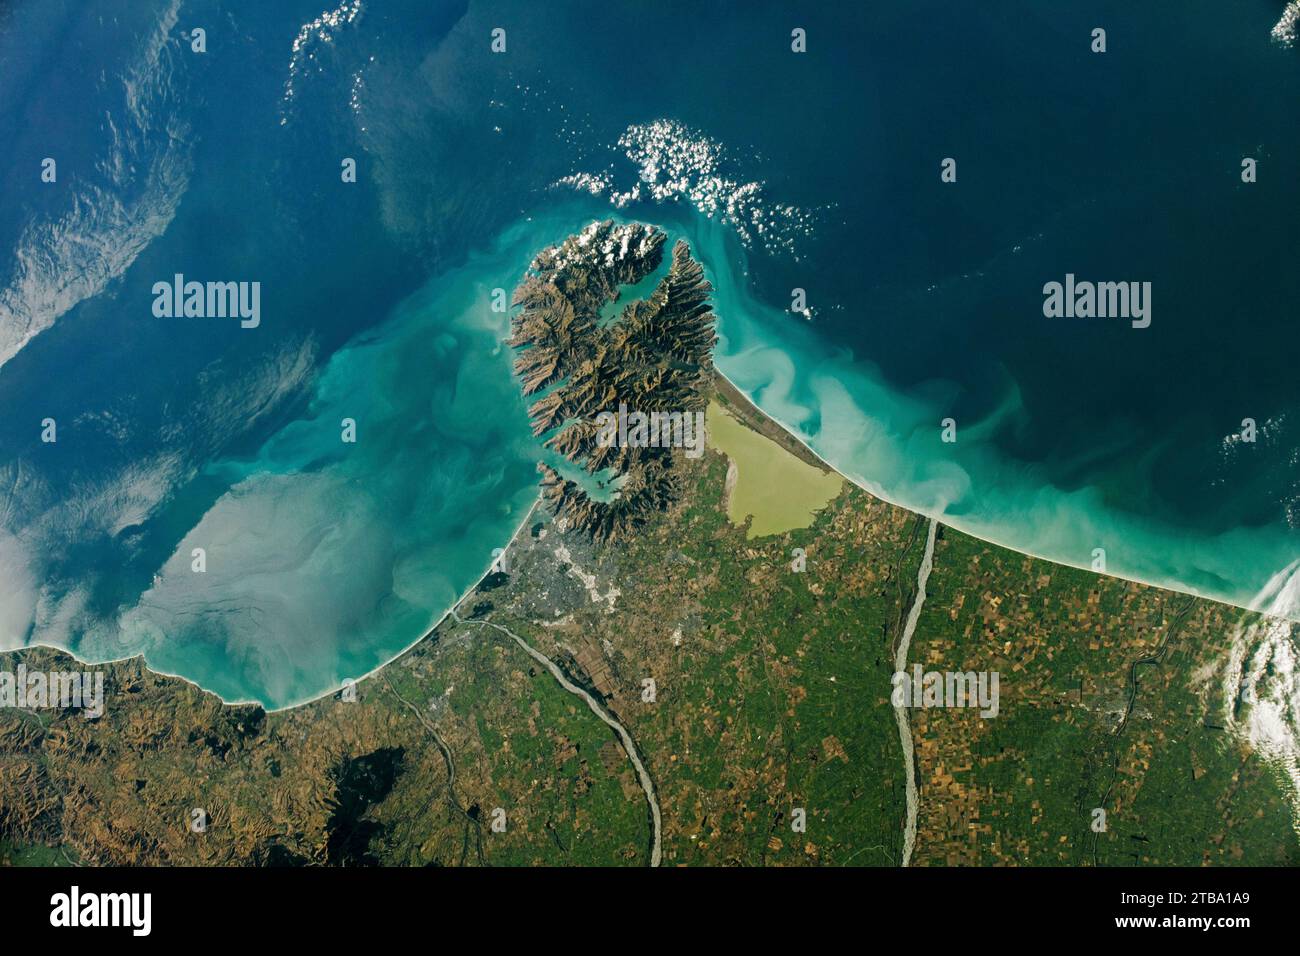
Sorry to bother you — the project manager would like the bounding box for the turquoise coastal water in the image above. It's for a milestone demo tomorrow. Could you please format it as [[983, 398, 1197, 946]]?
[[137, 198, 1300, 707], [639, 210, 1300, 617], [111, 229, 546, 705], [2, 0, 1298, 708]]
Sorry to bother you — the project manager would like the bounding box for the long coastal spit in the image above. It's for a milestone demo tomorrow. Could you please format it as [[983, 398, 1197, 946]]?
[[2, 220, 1296, 867]]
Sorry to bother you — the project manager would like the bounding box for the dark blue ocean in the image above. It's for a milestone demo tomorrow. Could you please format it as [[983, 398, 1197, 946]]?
[[2, 0, 1298, 706]]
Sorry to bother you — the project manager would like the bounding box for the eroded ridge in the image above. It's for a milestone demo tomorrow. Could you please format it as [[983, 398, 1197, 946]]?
[[510, 221, 717, 542]]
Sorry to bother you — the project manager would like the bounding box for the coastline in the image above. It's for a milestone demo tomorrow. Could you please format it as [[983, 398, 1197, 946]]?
[[9, 497, 545, 714], [711, 367, 1290, 627], [9, 365, 1290, 713]]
